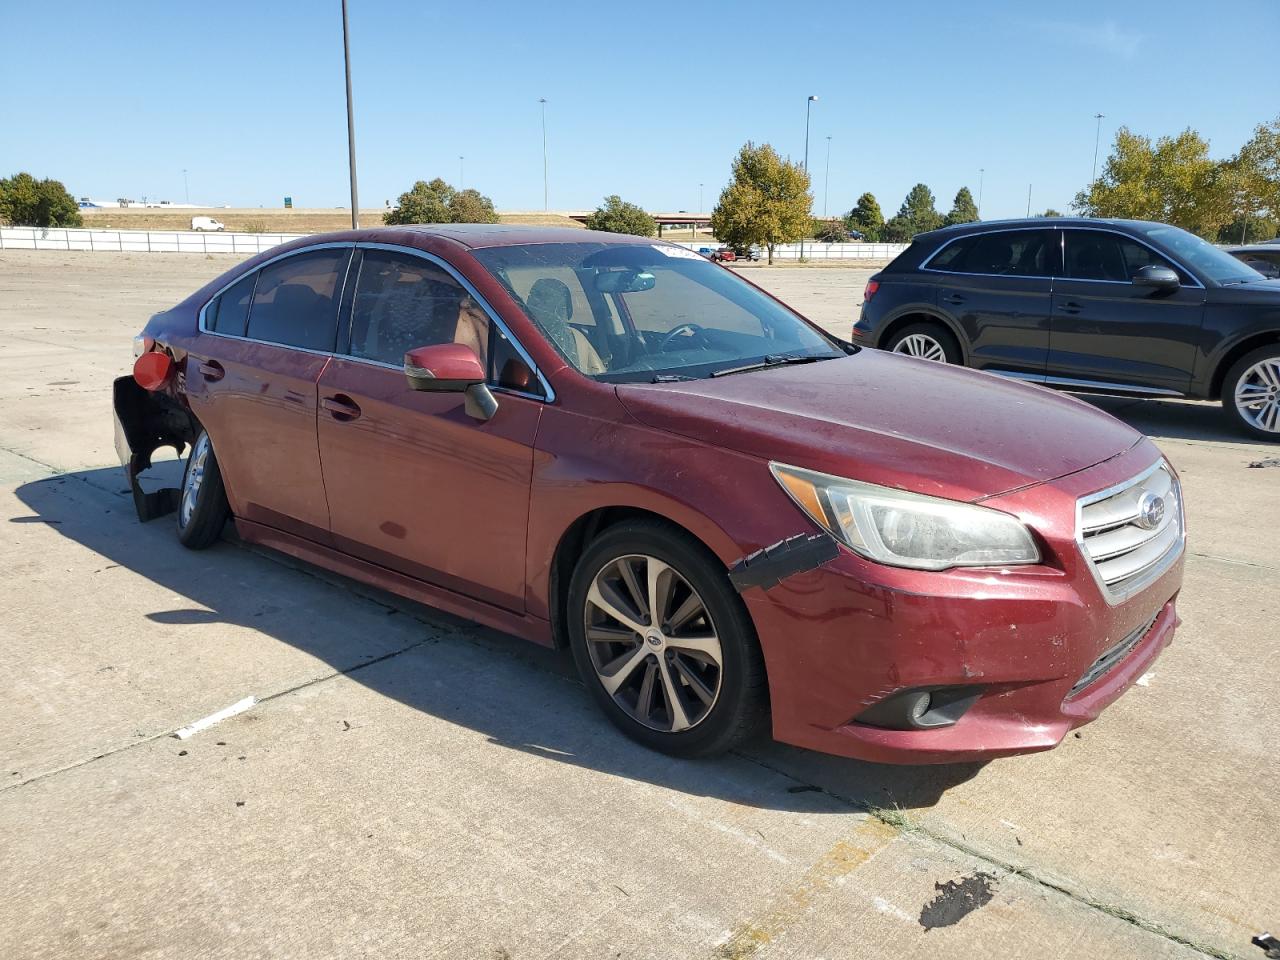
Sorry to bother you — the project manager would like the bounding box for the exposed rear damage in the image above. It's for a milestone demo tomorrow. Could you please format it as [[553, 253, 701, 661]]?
[[112, 374, 199, 521]]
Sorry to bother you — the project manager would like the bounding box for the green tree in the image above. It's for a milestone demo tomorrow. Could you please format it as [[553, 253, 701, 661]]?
[[1226, 115, 1280, 236], [891, 183, 943, 238], [812, 218, 849, 243], [1039, 208, 1064, 217], [0, 172, 82, 227], [844, 192, 883, 240], [1073, 127, 1233, 238], [584, 195, 656, 236], [710, 142, 811, 263], [1218, 214, 1278, 244], [448, 188, 500, 224], [881, 215, 913, 243], [384, 178, 453, 225], [943, 186, 979, 226]]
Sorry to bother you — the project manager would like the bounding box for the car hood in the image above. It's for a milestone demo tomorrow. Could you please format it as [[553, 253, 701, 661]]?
[[615, 352, 1142, 502]]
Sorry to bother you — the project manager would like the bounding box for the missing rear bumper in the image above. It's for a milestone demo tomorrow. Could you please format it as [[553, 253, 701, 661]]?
[[112, 375, 195, 522]]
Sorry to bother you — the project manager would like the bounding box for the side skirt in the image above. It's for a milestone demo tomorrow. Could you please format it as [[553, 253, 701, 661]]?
[[234, 519, 554, 648]]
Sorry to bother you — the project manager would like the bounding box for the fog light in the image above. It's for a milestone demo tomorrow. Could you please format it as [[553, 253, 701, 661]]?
[[854, 686, 982, 731]]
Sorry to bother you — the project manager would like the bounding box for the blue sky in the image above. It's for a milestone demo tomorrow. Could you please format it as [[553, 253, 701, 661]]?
[[3, 0, 1277, 219]]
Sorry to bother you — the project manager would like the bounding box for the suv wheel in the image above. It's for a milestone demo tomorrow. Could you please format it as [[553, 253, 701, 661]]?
[[566, 520, 768, 757], [177, 429, 231, 548], [1224, 345, 1280, 441], [885, 321, 962, 364]]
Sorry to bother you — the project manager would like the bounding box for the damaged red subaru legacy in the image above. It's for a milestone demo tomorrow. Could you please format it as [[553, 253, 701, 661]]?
[[115, 225, 1184, 763]]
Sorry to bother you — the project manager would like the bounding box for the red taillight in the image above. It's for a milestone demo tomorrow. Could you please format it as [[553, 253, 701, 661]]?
[[863, 280, 880, 301], [133, 350, 173, 391]]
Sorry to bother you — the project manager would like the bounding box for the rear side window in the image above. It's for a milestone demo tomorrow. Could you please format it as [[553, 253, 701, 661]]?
[[1064, 231, 1182, 283], [205, 272, 257, 337], [246, 248, 349, 351], [930, 230, 1051, 277]]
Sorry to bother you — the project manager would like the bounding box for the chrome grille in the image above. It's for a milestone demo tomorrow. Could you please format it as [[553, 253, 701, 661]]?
[[1077, 462, 1184, 603]]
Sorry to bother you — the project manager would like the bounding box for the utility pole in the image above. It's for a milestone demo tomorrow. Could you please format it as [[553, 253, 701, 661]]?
[[539, 98, 549, 211], [823, 135, 832, 218], [801, 95, 817, 260], [977, 168, 984, 218], [1092, 112, 1105, 183], [341, 0, 360, 228]]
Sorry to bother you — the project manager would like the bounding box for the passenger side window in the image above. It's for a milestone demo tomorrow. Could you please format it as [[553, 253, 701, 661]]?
[[931, 231, 1050, 277], [246, 248, 348, 351], [206, 271, 257, 337]]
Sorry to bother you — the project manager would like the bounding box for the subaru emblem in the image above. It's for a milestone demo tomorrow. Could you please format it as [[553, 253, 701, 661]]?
[[1135, 492, 1166, 530]]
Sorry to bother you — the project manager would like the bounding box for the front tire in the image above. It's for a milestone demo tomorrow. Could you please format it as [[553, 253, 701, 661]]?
[[177, 429, 230, 549], [885, 321, 962, 364], [1223, 345, 1280, 441], [566, 520, 769, 757]]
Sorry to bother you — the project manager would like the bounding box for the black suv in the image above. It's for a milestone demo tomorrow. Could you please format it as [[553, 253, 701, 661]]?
[[854, 218, 1280, 440]]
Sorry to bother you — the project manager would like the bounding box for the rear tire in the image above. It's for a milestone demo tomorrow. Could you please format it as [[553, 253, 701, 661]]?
[[884, 321, 962, 364], [1222, 345, 1280, 441], [566, 519, 769, 758], [177, 430, 230, 549]]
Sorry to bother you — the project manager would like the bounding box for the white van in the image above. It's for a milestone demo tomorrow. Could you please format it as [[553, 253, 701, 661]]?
[[191, 217, 225, 232]]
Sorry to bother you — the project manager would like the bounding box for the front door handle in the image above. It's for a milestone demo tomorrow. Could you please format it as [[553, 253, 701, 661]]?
[[942, 294, 965, 305], [197, 360, 225, 381], [1058, 302, 1083, 315], [321, 395, 362, 421]]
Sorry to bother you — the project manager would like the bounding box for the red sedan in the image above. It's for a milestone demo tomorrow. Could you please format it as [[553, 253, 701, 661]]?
[[115, 225, 1184, 763]]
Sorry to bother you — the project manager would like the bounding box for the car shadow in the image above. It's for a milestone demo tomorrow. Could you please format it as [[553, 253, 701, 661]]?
[[15, 466, 984, 814], [1076, 393, 1263, 446]]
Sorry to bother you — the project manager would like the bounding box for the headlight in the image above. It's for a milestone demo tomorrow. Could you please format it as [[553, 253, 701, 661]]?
[[770, 462, 1040, 571]]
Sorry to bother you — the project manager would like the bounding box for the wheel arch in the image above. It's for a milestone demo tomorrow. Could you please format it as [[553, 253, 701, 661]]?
[[877, 310, 969, 364], [1208, 330, 1280, 399], [546, 506, 732, 651]]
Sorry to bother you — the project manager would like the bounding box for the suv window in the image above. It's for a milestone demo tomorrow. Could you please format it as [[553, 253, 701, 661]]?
[[206, 271, 257, 337], [928, 230, 1051, 277], [1064, 230, 1181, 283], [246, 248, 349, 351]]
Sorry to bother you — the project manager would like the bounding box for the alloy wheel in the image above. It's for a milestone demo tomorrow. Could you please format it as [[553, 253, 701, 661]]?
[[180, 433, 211, 527], [1234, 358, 1280, 433], [583, 554, 723, 733], [892, 333, 947, 361]]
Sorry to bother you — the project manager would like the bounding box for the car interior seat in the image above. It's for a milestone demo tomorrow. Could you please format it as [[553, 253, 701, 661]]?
[[524, 278, 606, 374]]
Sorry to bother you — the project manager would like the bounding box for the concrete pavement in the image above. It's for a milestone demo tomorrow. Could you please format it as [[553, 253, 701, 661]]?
[[1, 251, 1275, 959]]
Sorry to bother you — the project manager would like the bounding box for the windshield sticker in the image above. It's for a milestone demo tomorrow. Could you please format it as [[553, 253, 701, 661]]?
[[652, 244, 704, 260]]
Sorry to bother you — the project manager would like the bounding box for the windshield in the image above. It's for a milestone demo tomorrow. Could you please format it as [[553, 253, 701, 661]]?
[[471, 242, 844, 382], [1143, 225, 1262, 285]]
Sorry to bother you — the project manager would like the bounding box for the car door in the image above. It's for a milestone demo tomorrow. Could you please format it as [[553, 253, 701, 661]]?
[[926, 228, 1055, 376], [316, 246, 544, 612], [185, 245, 352, 543], [1050, 230, 1205, 392]]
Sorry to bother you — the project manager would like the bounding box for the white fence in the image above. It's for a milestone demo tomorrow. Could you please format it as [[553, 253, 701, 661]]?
[[0, 226, 908, 262], [0, 226, 303, 255], [670, 240, 907, 261]]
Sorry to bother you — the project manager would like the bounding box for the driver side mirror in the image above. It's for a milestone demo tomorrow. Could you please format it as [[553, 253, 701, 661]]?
[[1132, 264, 1180, 292], [404, 343, 498, 421]]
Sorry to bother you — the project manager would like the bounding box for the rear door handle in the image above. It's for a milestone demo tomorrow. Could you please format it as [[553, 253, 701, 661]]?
[[1058, 302, 1082, 315], [321, 395, 362, 421], [942, 294, 965, 305], [197, 360, 224, 381]]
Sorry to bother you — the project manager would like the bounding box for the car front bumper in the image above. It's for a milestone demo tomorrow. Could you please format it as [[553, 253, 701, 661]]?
[[741, 446, 1184, 765]]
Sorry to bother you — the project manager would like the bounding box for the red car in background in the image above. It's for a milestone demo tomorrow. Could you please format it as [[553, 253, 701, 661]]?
[[115, 225, 1184, 763]]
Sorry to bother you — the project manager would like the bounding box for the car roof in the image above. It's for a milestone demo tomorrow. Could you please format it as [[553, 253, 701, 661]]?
[[914, 217, 1166, 242], [361, 223, 653, 249]]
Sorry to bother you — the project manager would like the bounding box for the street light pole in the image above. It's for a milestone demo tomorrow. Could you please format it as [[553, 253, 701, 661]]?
[[1026, 183, 1032, 217], [1092, 112, 1105, 183], [459, 156, 464, 190], [823, 135, 832, 218], [801, 94, 817, 260], [977, 168, 984, 218], [183, 168, 189, 204], [340, 0, 360, 229], [539, 98, 549, 211]]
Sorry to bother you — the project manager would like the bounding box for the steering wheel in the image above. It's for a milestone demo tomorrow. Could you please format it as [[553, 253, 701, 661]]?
[[660, 323, 710, 351]]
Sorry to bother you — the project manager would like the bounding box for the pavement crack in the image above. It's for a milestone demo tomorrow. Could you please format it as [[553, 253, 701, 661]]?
[[733, 751, 1238, 960]]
